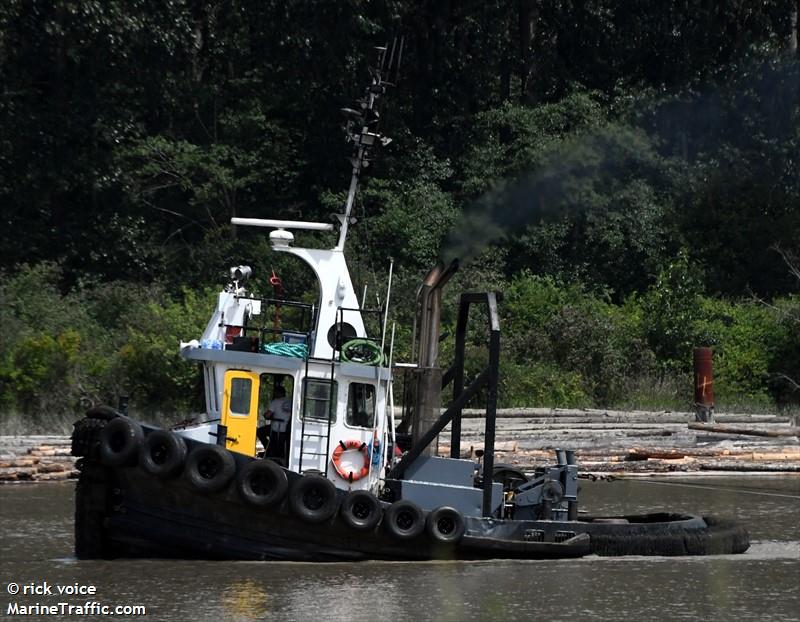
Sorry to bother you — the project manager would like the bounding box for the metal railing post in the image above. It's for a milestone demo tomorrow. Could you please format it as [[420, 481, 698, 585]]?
[[481, 292, 501, 517]]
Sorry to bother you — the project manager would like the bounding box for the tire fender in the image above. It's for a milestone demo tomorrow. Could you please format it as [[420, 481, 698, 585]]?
[[340, 489, 382, 531], [71, 417, 106, 459], [384, 500, 425, 540], [99, 417, 144, 467], [139, 430, 187, 478], [288, 474, 338, 523], [426, 506, 466, 544], [86, 405, 121, 421], [185, 444, 236, 493], [237, 459, 288, 508]]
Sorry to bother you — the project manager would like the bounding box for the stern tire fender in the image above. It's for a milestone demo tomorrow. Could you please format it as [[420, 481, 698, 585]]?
[[86, 405, 121, 421], [71, 417, 106, 459]]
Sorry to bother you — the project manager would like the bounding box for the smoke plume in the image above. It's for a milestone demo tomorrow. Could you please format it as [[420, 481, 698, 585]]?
[[441, 59, 800, 267]]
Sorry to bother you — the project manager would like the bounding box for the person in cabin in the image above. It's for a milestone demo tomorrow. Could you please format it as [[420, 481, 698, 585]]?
[[258, 383, 291, 461]]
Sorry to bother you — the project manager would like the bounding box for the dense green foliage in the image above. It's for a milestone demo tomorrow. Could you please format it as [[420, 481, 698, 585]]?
[[0, 263, 214, 421], [1, 2, 799, 424]]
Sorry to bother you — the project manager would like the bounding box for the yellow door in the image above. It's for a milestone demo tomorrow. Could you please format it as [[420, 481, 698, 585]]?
[[221, 370, 260, 457]]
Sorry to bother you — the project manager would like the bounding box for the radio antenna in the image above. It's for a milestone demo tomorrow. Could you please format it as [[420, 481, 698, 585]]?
[[335, 37, 403, 251]]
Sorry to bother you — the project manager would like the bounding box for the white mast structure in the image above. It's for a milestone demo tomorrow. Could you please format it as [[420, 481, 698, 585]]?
[[228, 42, 401, 361]]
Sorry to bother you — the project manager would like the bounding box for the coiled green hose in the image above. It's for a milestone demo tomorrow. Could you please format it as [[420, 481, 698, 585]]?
[[340, 339, 386, 366]]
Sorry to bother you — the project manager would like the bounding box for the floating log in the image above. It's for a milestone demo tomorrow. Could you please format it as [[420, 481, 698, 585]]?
[[28, 448, 72, 457], [626, 430, 674, 438], [0, 437, 80, 484], [0, 466, 36, 480], [37, 463, 66, 474], [438, 440, 519, 454], [35, 471, 77, 481], [699, 462, 800, 472], [0, 458, 40, 468], [626, 450, 686, 461], [453, 408, 791, 423], [688, 423, 800, 438], [746, 452, 800, 461]]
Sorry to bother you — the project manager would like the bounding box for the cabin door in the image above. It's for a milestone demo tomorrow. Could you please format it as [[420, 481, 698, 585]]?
[[221, 370, 260, 457]]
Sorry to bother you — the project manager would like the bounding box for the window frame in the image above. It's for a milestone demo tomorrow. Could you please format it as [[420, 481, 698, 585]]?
[[228, 376, 253, 418], [301, 378, 338, 423], [345, 382, 376, 429]]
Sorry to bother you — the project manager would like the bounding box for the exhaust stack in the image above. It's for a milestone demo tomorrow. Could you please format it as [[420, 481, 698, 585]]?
[[411, 259, 459, 455]]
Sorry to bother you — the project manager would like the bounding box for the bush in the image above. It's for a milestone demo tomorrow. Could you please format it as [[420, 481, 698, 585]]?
[[641, 250, 705, 370], [499, 360, 589, 408], [692, 297, 776, 406], [0, 263, 213, 423], [500, 272, 656, 406], [764, 295, 800, 405], [116, 287, 213, 412]]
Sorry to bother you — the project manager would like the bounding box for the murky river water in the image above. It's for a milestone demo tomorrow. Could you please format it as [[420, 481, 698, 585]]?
[[1, 476, 798, 621]]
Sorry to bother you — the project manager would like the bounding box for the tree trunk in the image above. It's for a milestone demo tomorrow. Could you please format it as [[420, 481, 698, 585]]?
[[790, 0, 798, 55], [499, 48, 512, 102], [518, 0, 540, 103], [191, 17, 204, 84]]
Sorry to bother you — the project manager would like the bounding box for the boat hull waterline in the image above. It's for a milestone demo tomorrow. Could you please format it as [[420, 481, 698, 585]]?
[[72, 418, 750, 562]]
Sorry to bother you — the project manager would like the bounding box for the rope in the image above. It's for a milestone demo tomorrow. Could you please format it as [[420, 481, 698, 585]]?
[[270, 269, 284, 335], [632, 478, 800, 500], [261, 342, 308, 358], [340, 338, 385, 366]]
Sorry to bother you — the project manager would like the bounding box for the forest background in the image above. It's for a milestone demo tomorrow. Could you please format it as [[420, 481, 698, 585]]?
[[1, 1, 799, 431]]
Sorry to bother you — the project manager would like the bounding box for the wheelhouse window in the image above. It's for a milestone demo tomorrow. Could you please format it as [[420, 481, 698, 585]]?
[[229, 377, 252, 417], [302, 379, 337, 422], [346, 383, 375, 428]]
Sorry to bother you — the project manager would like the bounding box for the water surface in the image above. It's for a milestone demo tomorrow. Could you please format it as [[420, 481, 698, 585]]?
[[1, 476, 798, 621]]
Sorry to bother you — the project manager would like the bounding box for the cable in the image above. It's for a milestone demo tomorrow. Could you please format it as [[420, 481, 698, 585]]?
[[630, 478, 800, 500]]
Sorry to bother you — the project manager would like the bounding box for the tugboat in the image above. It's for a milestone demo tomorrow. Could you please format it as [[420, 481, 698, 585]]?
[[71, 44, 749, 561]]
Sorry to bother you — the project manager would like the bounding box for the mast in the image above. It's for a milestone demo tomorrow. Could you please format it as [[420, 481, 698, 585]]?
[[335, 38, 403, 250], [229, 39, 403, 360]]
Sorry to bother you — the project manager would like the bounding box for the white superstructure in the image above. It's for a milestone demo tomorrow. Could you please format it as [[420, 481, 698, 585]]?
[[177, 47, 399, 493]]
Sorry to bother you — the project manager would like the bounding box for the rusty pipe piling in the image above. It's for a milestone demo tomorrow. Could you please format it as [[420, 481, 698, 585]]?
[[693, 347, 715, 423]]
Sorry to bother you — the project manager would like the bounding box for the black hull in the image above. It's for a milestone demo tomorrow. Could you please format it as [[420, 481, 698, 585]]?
[[74, 457, 749, 561], [75, 460, 590, 561], [71, 415, 749, 561]]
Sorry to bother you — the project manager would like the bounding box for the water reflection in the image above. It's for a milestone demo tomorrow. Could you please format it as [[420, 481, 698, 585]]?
[[220, 579, 270, 621]]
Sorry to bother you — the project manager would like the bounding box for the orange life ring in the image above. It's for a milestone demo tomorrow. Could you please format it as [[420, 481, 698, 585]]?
[[331, 439, 370, 482]]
